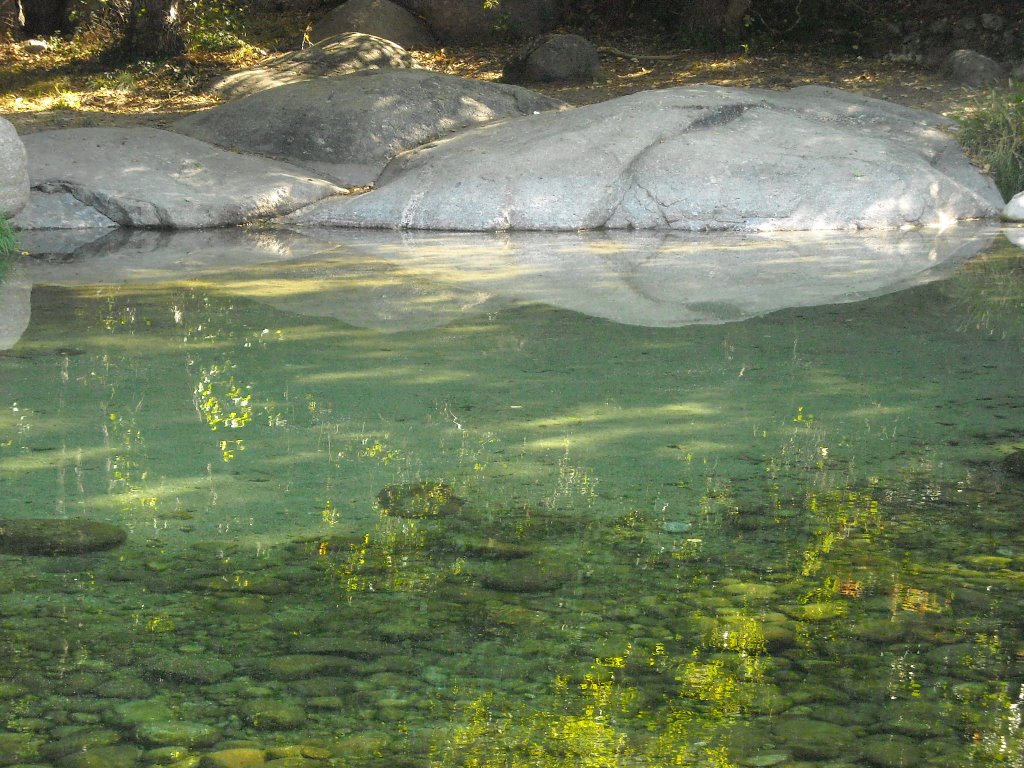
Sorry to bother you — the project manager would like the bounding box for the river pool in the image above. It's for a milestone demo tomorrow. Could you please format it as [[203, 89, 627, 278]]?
[[1, 224, 1023, 767]]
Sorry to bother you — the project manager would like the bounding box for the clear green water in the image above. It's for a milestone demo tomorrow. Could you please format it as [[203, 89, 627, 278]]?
[[2, 228, 1024, 767]]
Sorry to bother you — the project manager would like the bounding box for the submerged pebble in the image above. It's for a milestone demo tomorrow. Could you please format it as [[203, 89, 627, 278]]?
[[0, 518, 128, 556]]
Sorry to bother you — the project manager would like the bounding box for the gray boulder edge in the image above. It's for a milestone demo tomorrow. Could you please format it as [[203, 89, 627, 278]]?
[[20, 127, 343, 229], [285, 84, 1003, 231], [1003, 191, 1024, 221], [12, 189, 118, 230], [174, 69, 567, 187], [0, 118, 30, 219], [208, 32, 417, 99], [310, 0, 436, 50]]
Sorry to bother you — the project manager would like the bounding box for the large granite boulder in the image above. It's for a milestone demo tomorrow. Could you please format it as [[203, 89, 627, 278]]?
[[18, 128, 342, 229], [310, 0, 435, 50], [0, 118, 29, 219], [502, 33, 604, 84], [287, 85, 1004, 231], [208, 32, 416, 99], [396, 0, 561, 44], [174, 69, 566, 187]]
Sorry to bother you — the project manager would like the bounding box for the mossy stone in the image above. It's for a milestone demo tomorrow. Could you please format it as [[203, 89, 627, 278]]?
[[242, 699, 307, 730], [780, 601, 846, 621], [199, 748, 267, 768], [773, 717, 859, 760], [39, 729, 121, 761], [0, 518, 127, 556], [479, 558, 574, 593], [135, 720, 219, 747], [58, 745, 142, 768], [456, 537, 532, 560], [144, 652, 235, 684], [257, 654, 347, 680], [110, 697, 177, 727], [860, 734, 922, 767], [0, 732, 42, 763]]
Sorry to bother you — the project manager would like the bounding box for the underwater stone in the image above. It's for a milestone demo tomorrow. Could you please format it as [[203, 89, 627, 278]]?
[[39, 729, 122, 760], [739, 754, 790, 767], [1001, 449, 1024, 478], [257, 653, 349, 680], [196, 574, 291, 595], [779, 601, 846, 622], [0, 732, 42, 763], [241, 698, 307, 730], [479, 558, 573, 593], [144, 652, 235, 685], [58, 744, 142, 768], [721, 581, 778, 600], [288, 635, 388, 660], [773, 717, 859, 761], [109, 698, 177, 727], [860, 734, 922, 768], [456, 537, 532, 560], [0, 518, 128, 556], [376, 481, 465, 518], [199, 747, 267, 768], [135, 720, 220, 747]]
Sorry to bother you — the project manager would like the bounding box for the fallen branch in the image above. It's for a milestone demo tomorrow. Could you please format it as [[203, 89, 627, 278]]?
[[597, 46, 691, 62]]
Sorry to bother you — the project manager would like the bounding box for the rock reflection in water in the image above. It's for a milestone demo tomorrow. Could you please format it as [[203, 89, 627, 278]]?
[[3, 222, 1002, 351]]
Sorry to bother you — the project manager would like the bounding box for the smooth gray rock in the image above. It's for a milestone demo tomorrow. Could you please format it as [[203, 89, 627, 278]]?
[[208, 32, 416, 99], [12, 189, 118, 230], [20, 128, 342, 229], [175, 69, 567, 186], [944, 48, 1006, 87], [0, 117, 29, 219], [310, 0, 435, 50], [397, 0, 561, 43], [502, 33, 604, 84], [287, 84, 1003, 231], [1003, 191, 1024, 221]]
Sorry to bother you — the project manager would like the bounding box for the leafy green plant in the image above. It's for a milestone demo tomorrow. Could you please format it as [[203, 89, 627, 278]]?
[[182, 0, 258, 53], [957, 84, 1024, 202]]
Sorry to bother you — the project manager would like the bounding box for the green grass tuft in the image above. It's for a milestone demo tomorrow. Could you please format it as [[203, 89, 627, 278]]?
[[0, 214, 16, 257], [956, 83, 1024, 203], [0, 214, 19, 283]]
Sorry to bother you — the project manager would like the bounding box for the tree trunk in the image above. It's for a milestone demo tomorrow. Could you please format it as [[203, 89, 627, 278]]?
[[0, 0, 20, 40], [115, 0, 186, 58], [22, 0, 72, 36]]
